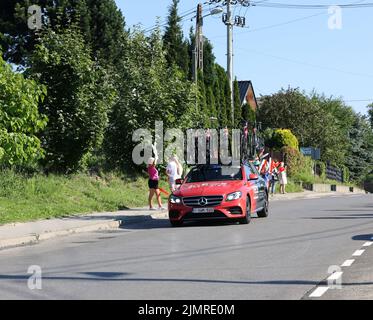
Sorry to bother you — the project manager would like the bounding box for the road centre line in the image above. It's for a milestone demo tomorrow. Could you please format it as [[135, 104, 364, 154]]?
[[327, 271, 343, 281], [309, 286, 329, 298], [363, 241, 373, 247], [352, 249, 365, 256], [341, 259, 355, 267]]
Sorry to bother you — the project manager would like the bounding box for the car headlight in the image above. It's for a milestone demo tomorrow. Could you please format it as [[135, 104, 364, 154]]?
[[170, 195, 182, 204], [226, 191, 242, 201]]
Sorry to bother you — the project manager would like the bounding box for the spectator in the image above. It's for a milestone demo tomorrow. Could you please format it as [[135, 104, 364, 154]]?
[[147, 156, 165, 211], [269, 158, 280, 196], [166, 155, 182, 192], [278, 162, 288, 194]]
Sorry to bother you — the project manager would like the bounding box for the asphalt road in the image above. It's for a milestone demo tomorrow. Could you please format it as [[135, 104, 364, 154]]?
[[0, 194, 372, 300]]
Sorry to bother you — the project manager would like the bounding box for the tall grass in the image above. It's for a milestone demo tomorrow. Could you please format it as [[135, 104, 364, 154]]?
[[0, 170, 169, 225]]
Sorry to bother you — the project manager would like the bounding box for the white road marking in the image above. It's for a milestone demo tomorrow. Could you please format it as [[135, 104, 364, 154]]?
[[327, 271, 343, 281], [363, 241, 373, 247], [352, 249, 365, 256], [341, 259, 355, 267], [309, 286, 329, 298]]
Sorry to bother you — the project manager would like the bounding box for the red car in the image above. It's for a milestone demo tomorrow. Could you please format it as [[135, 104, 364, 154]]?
[[168, 163, 269, 227]]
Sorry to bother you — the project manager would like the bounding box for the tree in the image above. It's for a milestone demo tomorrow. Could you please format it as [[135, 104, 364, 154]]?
[[29, 25, 116, 173], [163, 0, 189, 76], [202, 38, 216, 88], [206, 87, 218, 128], [0, 54, 47, 166], [345, 113, 373, 182], [242, 103, 256, 123], [104, 28, 198, 170], [257, 88, 349, 165], [233, 79, 242, 128], [214, 64, 229, 128], [0, 0, 126, 66], [368, 103, 373, 128], [83, 0, 127, 65]]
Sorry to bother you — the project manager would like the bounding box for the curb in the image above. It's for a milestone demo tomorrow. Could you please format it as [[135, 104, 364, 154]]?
[[0, 212, 168, 251]]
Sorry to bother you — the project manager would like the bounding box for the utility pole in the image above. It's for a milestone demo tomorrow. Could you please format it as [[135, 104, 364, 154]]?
[[226, 0, 234, 125], [193, 3, 204, 84], [221, 0, 249, 125]]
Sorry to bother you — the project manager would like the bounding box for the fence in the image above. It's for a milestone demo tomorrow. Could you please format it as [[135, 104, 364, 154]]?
[[325, 164, 344, 183]]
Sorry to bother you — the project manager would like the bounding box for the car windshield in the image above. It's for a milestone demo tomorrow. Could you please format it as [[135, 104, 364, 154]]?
[[185, 165, 243, 183]]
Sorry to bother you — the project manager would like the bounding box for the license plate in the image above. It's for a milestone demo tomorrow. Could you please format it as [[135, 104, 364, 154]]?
[[192, 207, 215, 213]]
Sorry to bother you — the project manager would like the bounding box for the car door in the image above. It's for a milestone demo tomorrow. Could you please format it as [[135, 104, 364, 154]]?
[[248, 163, 266, 208], [244, 164, 260, 207]]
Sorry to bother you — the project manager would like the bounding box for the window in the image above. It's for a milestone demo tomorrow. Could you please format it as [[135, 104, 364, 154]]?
[[186, 165, 243, 183]]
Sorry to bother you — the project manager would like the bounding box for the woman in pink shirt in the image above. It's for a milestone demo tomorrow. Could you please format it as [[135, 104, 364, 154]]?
[[147, 157, 164, 210]]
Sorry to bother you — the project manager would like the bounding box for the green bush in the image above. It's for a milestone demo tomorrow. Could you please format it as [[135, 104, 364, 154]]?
[[365, 174, 373, 183], [272, 129, 299, 150], [281, 146, 313, 179], [0, 54, 47, 166], [29, 26, 116, 173], [341, 165, 350, 183], [316, 161, 326, 180]]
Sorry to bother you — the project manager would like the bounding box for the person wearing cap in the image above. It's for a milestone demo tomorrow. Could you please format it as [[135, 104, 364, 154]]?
[[147, 156, 165, 211]]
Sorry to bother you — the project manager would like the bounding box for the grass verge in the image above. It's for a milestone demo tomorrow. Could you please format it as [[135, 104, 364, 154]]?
[[0, 170, 169, 225]]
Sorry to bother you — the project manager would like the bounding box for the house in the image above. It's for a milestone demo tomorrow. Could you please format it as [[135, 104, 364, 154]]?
[[238, 81, 259, 111]]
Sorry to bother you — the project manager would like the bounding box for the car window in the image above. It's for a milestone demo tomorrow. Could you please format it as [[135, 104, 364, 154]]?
[[185, 165, 243, 183], [244, 165, 252, 180], [249, 162, 260, 175], [245, 163, 260, 180]]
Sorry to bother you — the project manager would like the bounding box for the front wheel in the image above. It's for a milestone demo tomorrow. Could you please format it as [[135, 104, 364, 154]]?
[[239, 197, 251, 224], [170, 220, 183, 227], [257, 194, 269, 218]]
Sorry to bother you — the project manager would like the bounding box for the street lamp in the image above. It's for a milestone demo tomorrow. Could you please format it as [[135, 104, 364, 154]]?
[[206, 7, 224, 18]]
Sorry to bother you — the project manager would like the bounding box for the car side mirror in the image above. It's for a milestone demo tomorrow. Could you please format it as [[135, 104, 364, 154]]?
[[175, 179, 184, 185], [249, 174, 259, 181]]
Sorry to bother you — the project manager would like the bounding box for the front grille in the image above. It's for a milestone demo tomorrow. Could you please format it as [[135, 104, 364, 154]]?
[[182, 195, 224, 207], [183, 210, 227, 220]]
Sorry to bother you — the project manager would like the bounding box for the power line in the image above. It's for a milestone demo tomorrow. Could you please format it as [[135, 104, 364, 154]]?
[[252, 1, 373, 9], [142, 3, 211, 34], [344, 99, 373, 102], [234, 48, 373, 78]]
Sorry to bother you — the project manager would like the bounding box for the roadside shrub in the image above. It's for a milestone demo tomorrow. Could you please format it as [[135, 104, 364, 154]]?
[[316, 161, 326, 180], [0, 54, 47, 166], [272, 129, 299, 150], [341, 165, 350, 183], [281, 146, 312, 178]]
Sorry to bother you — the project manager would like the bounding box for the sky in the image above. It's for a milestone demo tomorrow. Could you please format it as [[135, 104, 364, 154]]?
[[115, 0, 373, 115]]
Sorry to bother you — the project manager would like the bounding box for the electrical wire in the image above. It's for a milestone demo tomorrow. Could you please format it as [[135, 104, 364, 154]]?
[[252, 1, 373, 9], [234, 48, 373, 78], [142, 2, 215, 34]]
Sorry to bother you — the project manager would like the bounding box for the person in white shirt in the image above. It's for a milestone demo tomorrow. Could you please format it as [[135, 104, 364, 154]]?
[[166, 155, 182, 192]]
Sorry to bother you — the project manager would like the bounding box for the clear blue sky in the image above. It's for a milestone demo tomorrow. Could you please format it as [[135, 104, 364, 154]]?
[[115, 0, 373, 115]]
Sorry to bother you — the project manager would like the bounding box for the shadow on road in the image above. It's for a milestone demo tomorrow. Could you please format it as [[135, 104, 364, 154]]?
[[119, 217, 259, 230], [0, 273, 373, 287], [352, 234, 373, 241]]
